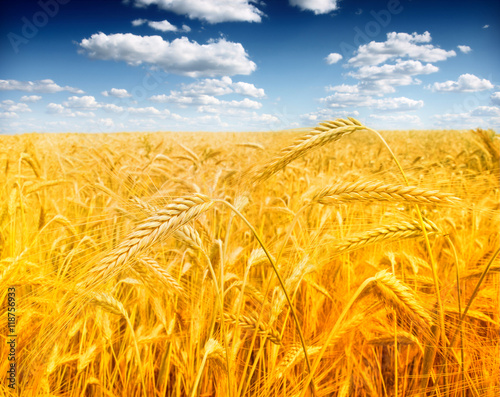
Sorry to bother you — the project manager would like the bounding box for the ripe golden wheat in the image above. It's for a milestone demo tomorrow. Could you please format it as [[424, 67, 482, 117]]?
[[1, 118, 498, 397]]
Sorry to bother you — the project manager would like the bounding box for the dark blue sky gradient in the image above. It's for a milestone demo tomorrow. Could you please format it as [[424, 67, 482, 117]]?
[[1, 0, 499, 133]]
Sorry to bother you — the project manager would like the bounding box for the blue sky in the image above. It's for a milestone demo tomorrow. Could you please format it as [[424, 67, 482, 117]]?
[[1, 0, 499, 133]]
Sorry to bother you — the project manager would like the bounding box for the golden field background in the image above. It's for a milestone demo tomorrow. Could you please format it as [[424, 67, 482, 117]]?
[[0, 120, 499, 396]]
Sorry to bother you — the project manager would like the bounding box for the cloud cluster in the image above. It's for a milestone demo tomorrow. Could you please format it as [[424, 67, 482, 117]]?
[[427, 74, 494, 93], [63, 95, 100, 109], [198, 97, 263, 112], [308, 31, 489, 124], [0, 100, 32, 119], [320, 93, 423, 111], [491, 92, 500, 106], [78, 33, 256, 77], [150, 76, 266, 105], [0, 79, 83, 94], [290, 0, 339, 14], [46, 102, 96, 118], [102, 88, 132, 98], [20, 95, 42, 102], [132, 19, 191, 33], [348, 32, 456, 67], [146, 76, 274, 126], [369, 114, 421, 124], [347, 59, 438, 93], [46, 95, 173, 118], [433, 105, 500, 128], [128, 0, 264, 23], [325, 53, 343, 64], [457, 45, 472, 54], [301, 109, 360, 122]]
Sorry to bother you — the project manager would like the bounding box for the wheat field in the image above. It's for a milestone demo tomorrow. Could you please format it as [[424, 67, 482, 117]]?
[[0, 118, 499, 396]]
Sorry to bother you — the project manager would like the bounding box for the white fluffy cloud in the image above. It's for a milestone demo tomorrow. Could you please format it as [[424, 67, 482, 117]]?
[[470, 106, 500, 117], [0, 100, 32, 113], [320, 91, 371, 108], [101, 104, 125, 113], [457, 45, 472, 54], [46, 103, 96, 118], [289, 0, 339, 14], [491, 92, 500, 105], [369, 97, 424, 111], [164, 76, 265, 98], [325, 53, 343, 64], [46, 103, 65, 114], [249, 112, 280, 124], [224, 98, 262, 109], [150, 92, 220, 106], [346, 59, 438, 93], [0, 79, 83, 94], [349, 60, 438, 81], [177, 76, 233, 97], [348, 32, 456, 67], [326, 84, 359, 93], [63, 96, 100, 109], [20, 95, 42, 102], [320, 92, 423, 111], [47, 98, 171, 119], [433, 112, 491, 128], [432, 104, 500, 129], [132, 18, 191, 32], [128, 0, 264, 23], [132, 18, 146, 27], [198, 98, 262, 113], [100, 118, 115, 128], [301, 109, 360, 122], [427, 74, 494, 92], [102, 88, 132, 98], [369, 114, 421, 125], [151, 91, 262, 111], [0, 112, 19, 119], [0, 100, 32, 119], [127, 106, 170, 117], [78, 33, 256, 77], [232, 81, 266, 98], [149, 76, 266, 109]]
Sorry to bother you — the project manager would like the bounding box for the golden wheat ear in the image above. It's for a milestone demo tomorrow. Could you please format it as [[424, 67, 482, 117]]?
[[372, 270, 433, 327], [81, 193, 214, 289], [333, 218, 440, 254], [312, 180, 460, 205], [251, 118, 366, 183]]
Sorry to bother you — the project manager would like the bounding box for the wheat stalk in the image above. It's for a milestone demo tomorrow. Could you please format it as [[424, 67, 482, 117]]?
[[368, 331, 424, 353], [334, 219, 440, 254], [460, 265, 500, 280], [223, 312, 281, 345], [132, 256, 184, 295], [312, 180, 460, 205], [84, 193, 213, 286], [252, 118, 365, 182], [89, 292, 128, 317], [275, 344, 322, 379], [89, 292, 145, 389], [131, 196, 205, 251], [274, 307, 378, 380], [190, 338, 227, 397], [373, 270, 433, 327], [20, 152, 41, 178], [25, 179, 69, 195], [236, 142, 265, 150], [203, 338, 227, 371]]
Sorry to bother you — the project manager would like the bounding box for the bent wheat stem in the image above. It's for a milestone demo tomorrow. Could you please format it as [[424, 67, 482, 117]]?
[[363, 123, 448, 395], [214, 199, 316, 397]]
